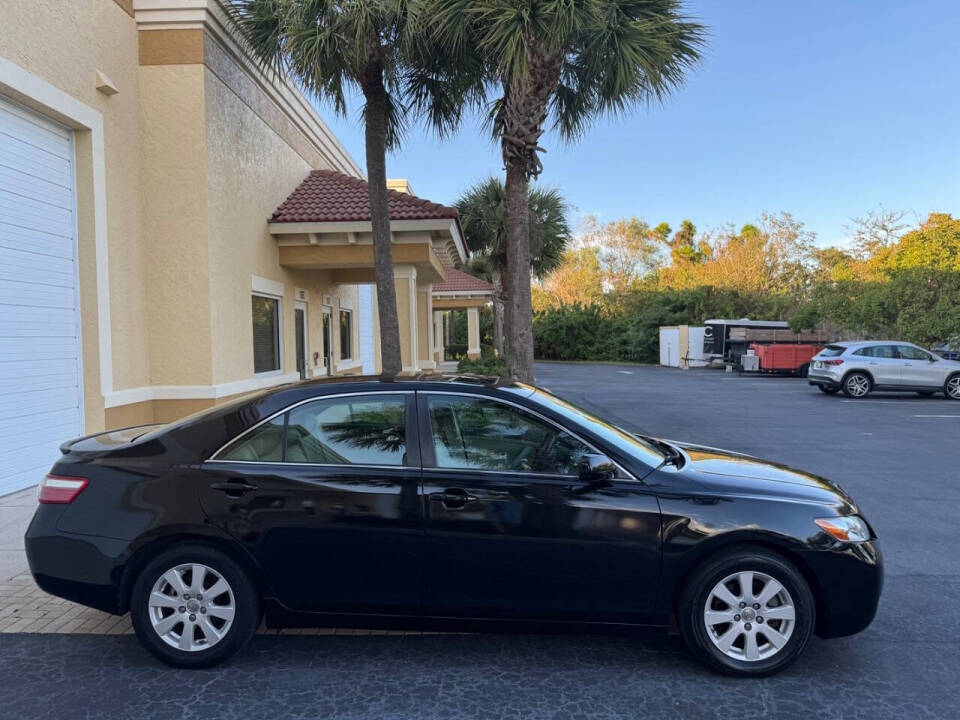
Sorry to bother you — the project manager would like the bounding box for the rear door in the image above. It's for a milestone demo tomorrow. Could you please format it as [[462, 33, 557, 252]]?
[[857, 345, 904, 385], [199, 391, 424, 614], [418, 391, 661, 624]]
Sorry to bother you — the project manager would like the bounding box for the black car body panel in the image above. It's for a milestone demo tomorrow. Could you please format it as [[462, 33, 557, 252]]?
[[25, 376, 882, 639]]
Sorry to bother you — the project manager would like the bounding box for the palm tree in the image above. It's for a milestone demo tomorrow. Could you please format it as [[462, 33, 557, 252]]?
[[457, 177, 569, 355], [228, 0, 471, 376], [429, 0, 705, 381]]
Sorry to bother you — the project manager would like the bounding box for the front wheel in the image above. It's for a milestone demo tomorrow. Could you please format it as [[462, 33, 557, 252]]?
[[945, 374, 960, 401], [842, 372, 872, 398], [678, 547, 815, 677], [130, 544, 260, 668]]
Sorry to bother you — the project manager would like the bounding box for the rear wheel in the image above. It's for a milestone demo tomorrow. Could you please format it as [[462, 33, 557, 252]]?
[[842, 372, 871, 398], [130, 544, 259, 668], [798, 363, 810, 378], [678, 547, 815, 677], [817, 385, 839, 395], [945, 374, 960, 401]]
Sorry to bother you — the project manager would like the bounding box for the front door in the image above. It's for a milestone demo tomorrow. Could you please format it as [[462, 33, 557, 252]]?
[[294, 302, 308, 380], [199, 392, 423, 614], [418, 392, 661, 624], [897, 345, 938, 387]]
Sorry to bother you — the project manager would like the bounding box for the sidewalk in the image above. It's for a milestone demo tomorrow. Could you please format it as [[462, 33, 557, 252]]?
[[0, 487, 34, 580]]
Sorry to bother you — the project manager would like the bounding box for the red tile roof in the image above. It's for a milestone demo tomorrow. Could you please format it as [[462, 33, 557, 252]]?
[[270, 169, 460, 224], [432, 268, 493, 293]]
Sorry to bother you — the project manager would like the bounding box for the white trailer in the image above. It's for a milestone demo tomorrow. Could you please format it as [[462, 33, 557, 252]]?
[[659, 325, 708, 368]]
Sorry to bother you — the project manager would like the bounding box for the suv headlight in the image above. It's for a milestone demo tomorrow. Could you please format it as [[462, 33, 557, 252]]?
[[814, 516, 870, 542]]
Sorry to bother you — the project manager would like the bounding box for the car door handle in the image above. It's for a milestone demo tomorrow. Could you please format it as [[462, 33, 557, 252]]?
[[429, 489, 477, 508], [210, 480, 259, 496]]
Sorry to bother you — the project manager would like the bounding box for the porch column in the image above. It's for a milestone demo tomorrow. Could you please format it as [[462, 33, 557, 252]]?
[[433, 311, 444, 363], [416, 280, 435, 370], [394, 265, 418, 374], [467, 307, 481, 360]]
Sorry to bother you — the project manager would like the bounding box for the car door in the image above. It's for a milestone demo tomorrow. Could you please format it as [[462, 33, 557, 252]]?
[[858, 344, 904, 386], [418, 391, 661, 624], [199, 391, 424, 614], [897, 345, 940, 387]]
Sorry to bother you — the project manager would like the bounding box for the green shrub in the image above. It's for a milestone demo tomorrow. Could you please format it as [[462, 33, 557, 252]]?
[[456, 355, 509, 376]]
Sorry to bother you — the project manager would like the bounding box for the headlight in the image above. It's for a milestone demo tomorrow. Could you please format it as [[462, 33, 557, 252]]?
[[815, 516, 870, 542]]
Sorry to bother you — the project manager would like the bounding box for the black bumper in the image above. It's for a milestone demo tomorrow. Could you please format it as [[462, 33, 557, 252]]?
[[799, 540, 883, 638], [24, 506, 129, 615], [808, 375, 841, 390]]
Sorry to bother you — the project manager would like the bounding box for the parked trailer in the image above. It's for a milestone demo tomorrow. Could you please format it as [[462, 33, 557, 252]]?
[[740, 343, 825, 377], [703, 318, 829, 365], [659, 325, 709, 368]]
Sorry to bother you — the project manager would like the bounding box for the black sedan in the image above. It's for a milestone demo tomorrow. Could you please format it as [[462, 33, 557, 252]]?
[[25, 376, 882, 676]]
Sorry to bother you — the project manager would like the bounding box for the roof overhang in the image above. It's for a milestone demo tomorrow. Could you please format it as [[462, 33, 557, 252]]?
[[269, 218, 467, 269]]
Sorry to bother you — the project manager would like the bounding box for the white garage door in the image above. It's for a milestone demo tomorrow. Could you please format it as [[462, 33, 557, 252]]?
[[0, 94, 83, 496], [358, 285, 376, 374]]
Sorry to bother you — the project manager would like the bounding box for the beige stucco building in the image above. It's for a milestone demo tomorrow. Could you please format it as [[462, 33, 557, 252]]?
[[0, 0, 487, 496]]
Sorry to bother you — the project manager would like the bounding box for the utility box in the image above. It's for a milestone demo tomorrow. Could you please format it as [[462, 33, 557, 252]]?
[[659, 325, 708, 368]]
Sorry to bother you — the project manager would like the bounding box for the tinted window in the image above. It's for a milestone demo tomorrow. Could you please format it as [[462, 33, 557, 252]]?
[[821, 345, 847, 357], [252, 295, 280, 373], [427, 395, 592, 475], [897, 345, 931, 361], [219, 415, 285, 462], [286, 395, 406, 465]]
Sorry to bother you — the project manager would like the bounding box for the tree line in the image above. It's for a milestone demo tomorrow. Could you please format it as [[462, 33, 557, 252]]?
[[229, 0, 705, 382], [532, 211, 960, 363]]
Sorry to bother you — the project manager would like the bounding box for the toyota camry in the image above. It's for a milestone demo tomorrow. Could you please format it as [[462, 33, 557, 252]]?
[[25, 376, 882, 676]]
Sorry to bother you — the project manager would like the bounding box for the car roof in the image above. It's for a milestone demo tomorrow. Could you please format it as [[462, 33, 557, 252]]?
[[830, 340, 919, 349]]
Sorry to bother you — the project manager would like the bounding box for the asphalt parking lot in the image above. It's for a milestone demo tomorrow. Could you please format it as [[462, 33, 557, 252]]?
[[1, 363, 957, 719]]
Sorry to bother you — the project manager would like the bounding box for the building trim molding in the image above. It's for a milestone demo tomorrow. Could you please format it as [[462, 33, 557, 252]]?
[[0, 56, 114, 403], [103, 372, 301, 408]]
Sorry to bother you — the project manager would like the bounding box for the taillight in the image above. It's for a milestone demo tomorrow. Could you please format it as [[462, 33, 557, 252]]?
[[824, 358, 844, 365], [38, 474, 88, 504]]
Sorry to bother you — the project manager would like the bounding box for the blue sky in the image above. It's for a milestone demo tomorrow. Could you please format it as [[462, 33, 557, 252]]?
[[314, 0, 960, 247]]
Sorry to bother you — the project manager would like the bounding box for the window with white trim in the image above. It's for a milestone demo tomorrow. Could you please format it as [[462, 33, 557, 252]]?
[[252, 294, 281, 373], [340, 309, 353, 360]]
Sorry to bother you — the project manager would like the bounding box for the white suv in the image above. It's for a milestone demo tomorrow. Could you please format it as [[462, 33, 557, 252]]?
[[808, 341, 960, 399]]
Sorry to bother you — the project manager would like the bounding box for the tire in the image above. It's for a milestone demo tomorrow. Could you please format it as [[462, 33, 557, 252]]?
[[678, 546, 815, 677], [841, 372, 872, 398], [798, 363, 809, 378], [130, 544, 260, 668], [945, 374, 960, 401], [817, 386, 839, 395]]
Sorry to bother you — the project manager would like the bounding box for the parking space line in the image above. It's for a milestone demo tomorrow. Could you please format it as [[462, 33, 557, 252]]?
[[913, 414, 960, 418]]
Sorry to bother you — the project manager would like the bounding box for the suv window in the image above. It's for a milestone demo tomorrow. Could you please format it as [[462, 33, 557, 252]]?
[[854, 345, 898, 359], [897, 345, 931, 361], [217, 394, 408, 466], [426, 394, 593, 475], [821, 345, 847, 357]]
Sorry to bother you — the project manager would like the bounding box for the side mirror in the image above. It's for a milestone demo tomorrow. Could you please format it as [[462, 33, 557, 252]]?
[[578, 454, 617, 483]]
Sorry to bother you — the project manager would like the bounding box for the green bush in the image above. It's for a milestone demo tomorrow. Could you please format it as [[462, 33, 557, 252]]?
[[456, 355, 509, 376]]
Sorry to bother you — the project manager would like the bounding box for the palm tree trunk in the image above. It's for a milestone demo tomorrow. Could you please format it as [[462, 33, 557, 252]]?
[[504, 162, 534, 381], [491, 269, 504, 357], [363, 77, 402, 376]]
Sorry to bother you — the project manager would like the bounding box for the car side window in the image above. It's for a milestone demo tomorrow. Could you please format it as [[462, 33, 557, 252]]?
[[897, 345, 930, 361], [864, 345, 898, 359], [286, 395, 407, 465], [426, 394, 593, 475], [853, 347, 871, 357], [218, 415, 285, 462], [217, 394, 408, 466]]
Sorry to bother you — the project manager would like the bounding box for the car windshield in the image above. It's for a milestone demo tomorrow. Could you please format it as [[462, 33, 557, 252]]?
[[520, 385, 667, 469]]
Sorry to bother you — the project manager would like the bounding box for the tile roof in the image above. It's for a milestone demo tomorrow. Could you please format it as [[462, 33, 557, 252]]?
[[270, 169, 460, 224], [432, 268, 493, 293]]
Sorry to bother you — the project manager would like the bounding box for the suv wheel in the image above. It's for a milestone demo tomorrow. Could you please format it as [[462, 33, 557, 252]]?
[[842, 372, 871, 398], [678, 547, 815, 677], [945, 374, 960, 401], [130, 544, 260, 668]]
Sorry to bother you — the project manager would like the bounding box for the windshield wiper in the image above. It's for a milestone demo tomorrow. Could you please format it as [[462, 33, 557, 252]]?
[[637, 435, 684, 467]]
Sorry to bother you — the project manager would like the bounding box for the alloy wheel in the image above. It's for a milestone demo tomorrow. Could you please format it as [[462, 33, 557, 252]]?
[[703, 571, 796, 662], [947, 376, 960, 400], [148, 563, 236, 652], [845, 375, 870, 397]]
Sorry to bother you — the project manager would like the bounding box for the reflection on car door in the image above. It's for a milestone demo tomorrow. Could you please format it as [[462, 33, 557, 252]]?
[[199, 392, 423, 614], [418, 392, 661, 624]]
